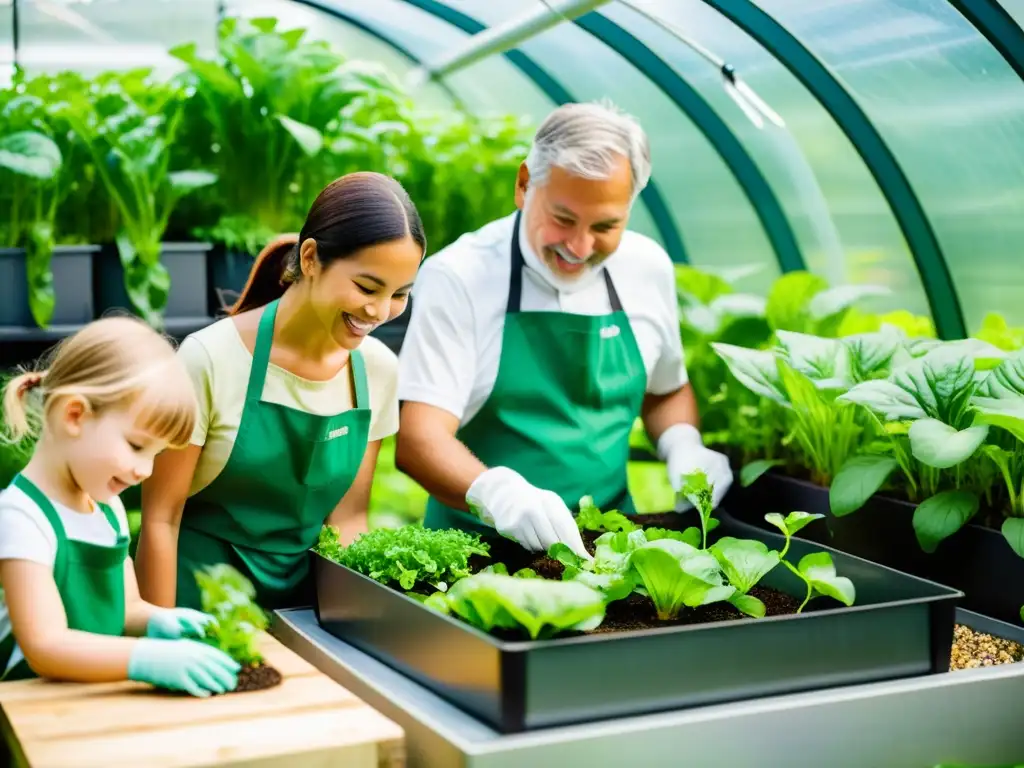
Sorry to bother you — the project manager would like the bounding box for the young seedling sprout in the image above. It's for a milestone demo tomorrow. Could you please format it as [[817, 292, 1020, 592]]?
[[764, 512, 856, 613]]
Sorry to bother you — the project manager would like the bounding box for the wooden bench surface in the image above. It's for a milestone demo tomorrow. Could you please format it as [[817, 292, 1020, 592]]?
[[0, 632, 404, 767]]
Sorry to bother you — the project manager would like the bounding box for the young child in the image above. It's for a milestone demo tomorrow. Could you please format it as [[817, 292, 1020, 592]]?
[[0, 316, 240, 697]]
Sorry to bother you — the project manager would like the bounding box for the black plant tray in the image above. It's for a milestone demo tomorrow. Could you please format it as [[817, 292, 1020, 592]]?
[[312, 511, 962, 734], [727, 472, 1024, 626]]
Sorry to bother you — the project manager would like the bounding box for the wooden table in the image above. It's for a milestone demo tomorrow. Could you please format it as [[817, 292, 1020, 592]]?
[[0, 632, 404, 767]]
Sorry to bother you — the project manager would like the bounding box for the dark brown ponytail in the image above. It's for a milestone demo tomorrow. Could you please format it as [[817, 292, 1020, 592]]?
[[229, 233, 300, 316], [228, 172, 426, 316]]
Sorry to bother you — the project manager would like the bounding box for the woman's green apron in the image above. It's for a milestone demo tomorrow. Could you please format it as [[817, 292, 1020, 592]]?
[[0, 474, 128, 681], [424, 210, 647, 538], [176, 299, 372, 610]]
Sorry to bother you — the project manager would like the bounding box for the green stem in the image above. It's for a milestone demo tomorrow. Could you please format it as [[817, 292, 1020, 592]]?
[[798, 581, 813, 613]]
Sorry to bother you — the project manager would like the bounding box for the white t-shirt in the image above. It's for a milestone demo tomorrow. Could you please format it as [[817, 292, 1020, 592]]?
[[397, 212, 688, 424], [178, 316, 401, 496], [0, 484, 129, 676]]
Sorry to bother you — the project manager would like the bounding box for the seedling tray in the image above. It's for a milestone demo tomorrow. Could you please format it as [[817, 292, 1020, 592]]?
[[312, 512, 962, 734]]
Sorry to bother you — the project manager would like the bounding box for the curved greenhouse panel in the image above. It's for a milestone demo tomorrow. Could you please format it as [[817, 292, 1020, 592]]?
[[607, 0, 934, 319], [757, 0, 1024, 333], [439, 0, 782, 283]]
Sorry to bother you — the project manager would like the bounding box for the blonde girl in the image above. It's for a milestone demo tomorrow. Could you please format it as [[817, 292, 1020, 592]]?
[[0, 316, 239, 697]]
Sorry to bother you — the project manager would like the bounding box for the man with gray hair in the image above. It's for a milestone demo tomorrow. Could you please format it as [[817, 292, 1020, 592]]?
[[395, 101, 731, 558]]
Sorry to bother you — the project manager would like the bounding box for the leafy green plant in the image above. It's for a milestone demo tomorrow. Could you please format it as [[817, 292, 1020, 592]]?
[[314, 523, 490, 592], [0, 127, 62, 326], [425, 572, 608, 640], [575, 495, 639, 534], [554, 471, 856, 620], [194, 564, 269, 667], [57, 69, 215, 325], [764, 512, 855, 613], [834, 341, 1010, 551]]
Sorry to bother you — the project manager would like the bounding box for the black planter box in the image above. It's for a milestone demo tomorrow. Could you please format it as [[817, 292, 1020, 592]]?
[[313, 511, 962, 734], [728, 472, 1024, 626], [206, 246, 253, 317], [0, 245, 98, 327], [94, 241, 212, 321]]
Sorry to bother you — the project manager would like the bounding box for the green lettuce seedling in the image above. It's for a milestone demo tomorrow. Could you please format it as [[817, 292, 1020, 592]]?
[[194, 564, 269, 667], [708, 537, 781, 619], [628, 539, 736, 620], [575, 496, 639, 533], [313, 523, 490, 592], [764, 512, 856, 613], [436, 573, 608, 639]]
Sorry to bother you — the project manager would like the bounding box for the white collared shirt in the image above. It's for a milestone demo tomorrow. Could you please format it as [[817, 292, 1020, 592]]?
[[396, 212, 688, 425]]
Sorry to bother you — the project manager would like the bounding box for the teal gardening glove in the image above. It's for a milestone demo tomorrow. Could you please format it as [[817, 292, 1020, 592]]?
[[146, 607, 216, 640], [128, 638, 240, 698]]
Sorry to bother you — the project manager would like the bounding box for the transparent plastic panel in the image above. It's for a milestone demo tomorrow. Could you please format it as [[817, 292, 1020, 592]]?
[[758, 0, 1024, 331], [225, 0, 453, 108], [0, 0, 12, 87], [17, 0, 217, 77], [1002, 0, 1024, 30], [447, 0, 779, 284], [317, 0, 553, 117], [622, 0, 931, 314]]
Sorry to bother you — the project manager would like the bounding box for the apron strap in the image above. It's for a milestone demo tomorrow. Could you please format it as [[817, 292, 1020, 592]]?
[[507, 210, 623, 314], [245, 299, 279, 404], [13, 474, 69, 584], [96, 501, 128, 543], [350, 349, 369, 410]]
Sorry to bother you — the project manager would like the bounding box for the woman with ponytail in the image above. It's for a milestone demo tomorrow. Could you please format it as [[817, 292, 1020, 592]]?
[[135, 172, 426, 610]]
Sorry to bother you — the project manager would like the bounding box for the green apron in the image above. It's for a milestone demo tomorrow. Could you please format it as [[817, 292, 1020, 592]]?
[[0, 474, 128, 681], [424, 210, 647, 539], [176, 299, 372, 611]]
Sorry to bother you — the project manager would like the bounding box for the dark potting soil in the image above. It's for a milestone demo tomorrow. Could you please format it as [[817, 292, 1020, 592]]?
[[467, 528, 804, 636], [232, 663, 283, 693], [592, 585, 801, 634]]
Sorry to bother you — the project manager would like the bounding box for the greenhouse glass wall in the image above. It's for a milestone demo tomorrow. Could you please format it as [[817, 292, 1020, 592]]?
[[3, 2, 1024, 765]]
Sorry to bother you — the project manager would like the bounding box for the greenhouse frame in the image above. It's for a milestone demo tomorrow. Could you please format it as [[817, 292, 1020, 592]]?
[[1, 0, 1024, 766]]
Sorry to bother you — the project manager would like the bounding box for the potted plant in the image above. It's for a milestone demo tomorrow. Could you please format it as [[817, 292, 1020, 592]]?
[[0, 73, 102, 330], [58, 68, 216, 329], [717, 317, 1024, 624]]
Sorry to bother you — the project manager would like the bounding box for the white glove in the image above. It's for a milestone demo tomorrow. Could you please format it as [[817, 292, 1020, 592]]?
[[658, 424, 733, 512], [466, 467, 591, 560]]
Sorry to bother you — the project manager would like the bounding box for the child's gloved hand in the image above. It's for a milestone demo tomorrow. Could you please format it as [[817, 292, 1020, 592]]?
[[146, 608, 216, 640], [128, 638, 239, 698]]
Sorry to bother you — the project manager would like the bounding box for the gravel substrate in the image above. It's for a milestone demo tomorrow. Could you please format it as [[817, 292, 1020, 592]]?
[[949, 623, 1024, 670]]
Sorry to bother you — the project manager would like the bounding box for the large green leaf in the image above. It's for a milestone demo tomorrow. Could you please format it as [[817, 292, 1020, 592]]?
[[830, 454, 899, 517], [808, 284, 890, 321], [765, 271, 828, 333], [975, 348, 1024, 399], [912, 491, 979, 553], [908, 419, 988, 469], [841, 325, 904, 382], [971, 396, 1024, 443], [797, 551, 856, 606], [710, 343, 788, 404], [740, 458, 783, 487], [709, 537, 780, 593], [837, 379, 927, 421], [775, 331, 850, 388], [169, 170, 218, 195], [275, 115, 324, 156], [0, 131, 62, 179], [1002, 518, 1024, 560]]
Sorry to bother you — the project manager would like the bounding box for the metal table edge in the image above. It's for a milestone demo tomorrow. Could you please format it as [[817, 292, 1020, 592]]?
[[271, 607, 1024, 761]]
